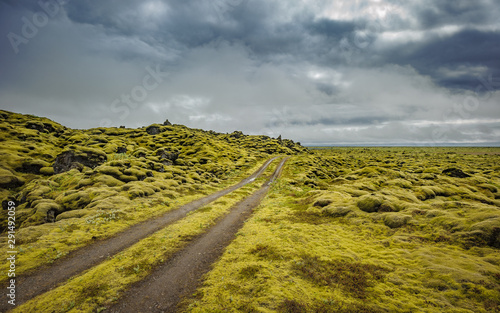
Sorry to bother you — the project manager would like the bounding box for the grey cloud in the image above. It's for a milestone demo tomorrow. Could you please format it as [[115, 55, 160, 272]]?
[[374, 29, 500, 91], [415, 0, 498, 29], [1, 0, 499, 146]]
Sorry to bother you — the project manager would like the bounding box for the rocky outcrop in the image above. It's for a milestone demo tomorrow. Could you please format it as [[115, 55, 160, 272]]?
[[156, 149, 179, 165], [146, 125, 161, 135], [230, 131, 244, 139], [25, 121, 63, 134], [53, 150, 107, 174], [442, 168, 471, 178]]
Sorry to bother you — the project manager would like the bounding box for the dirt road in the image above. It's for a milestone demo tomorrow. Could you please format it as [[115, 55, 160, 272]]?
[[109, 157, 288, 313], [0, 157, 279, 312]]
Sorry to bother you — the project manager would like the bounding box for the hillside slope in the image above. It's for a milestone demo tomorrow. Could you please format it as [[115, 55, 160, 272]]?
[[0, 110, 306, 231]]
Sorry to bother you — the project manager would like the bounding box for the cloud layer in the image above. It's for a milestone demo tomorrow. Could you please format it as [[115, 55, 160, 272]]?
[[1, 0, 499, 145]]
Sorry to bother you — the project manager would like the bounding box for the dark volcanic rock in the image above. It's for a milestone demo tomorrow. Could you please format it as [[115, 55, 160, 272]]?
[[146, 125, 161, 135], [45, 208, 57, 223], [230, 131, 244, 139], [53, 150, 107, 174], [19, 162, 45, 174], [116, 146, 127, 154], [25, 121, 47, 132], [25, 121, 57, 133], [442, 168, 471, 178], [2, 199, 16, 210], [157, 150, 179, 165]]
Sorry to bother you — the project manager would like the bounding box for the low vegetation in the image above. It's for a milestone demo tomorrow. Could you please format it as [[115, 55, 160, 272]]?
[[0, 110, 304, 278], [184, 147, 500, 313], [2, 111, 499, 312], [13, 161, 279, 312]]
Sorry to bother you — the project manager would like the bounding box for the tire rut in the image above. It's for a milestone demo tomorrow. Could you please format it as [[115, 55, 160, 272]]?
[[0, 157, 279, 312], [108, 157, 288, 313]]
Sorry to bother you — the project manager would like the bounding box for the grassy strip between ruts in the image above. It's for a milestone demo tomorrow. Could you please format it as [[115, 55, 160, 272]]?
[[12, 158, 281, 313], [0, 156, 270, 281], [182, 152, 500, 313]]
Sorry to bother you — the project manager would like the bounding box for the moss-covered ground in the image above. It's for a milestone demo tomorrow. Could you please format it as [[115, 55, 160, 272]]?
[[2, 110, 500, 312], [12, 159, 281, 312], [184, 147, 500, 313], [0, 110, 305, 280]]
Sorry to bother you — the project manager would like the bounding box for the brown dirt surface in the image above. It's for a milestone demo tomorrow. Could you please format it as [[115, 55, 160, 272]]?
[[108, 158, 288, 313], [0, 157, 279, 312]]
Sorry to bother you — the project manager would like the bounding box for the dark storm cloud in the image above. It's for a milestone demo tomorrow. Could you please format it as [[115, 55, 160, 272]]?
[[415, 0, 497, 29], [378, 29, 500, 91], [1, 0, 499, 145], [64, 0, 318, 58]]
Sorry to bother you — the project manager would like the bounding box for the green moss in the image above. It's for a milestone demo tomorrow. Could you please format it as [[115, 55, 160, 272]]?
[[118, 174, 138, 182], [97, 165, 123, 177], [123, 181, 157, 199], [0, 167, 25, 188], [478, 183, 498, 193], [415, 187, 436, 200], [57, 191, 91, 211], [293, 255, 389, 299], [378, 201, 396, 212], [5, 113, 500, 312], [468, 218, 500, 248], [122, 167, 147, 180], [357, 195, 383, 213], [249, 244, 283, 260], [20, 200, 59, 226], [93, 174, 124, 187], [39, 166, 54, 175], [323, 206, 353, 217], [382, 213, 412, 228], [183, 150, 500, 313], [11, 179, 263, 313], [56, 209, 91, 221], [15, 224, 56, 244], [312, 198, 332, 207]]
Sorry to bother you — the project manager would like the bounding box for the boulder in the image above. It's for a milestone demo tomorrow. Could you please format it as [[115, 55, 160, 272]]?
[[116, 146, 127, 154], [146, 125, 161, 135], [25, 121, 57, 133], [230, 131, 244, 139], [442, 168, 471, 178], [53, 150, 106, 174], [156, 149, 179, 165]]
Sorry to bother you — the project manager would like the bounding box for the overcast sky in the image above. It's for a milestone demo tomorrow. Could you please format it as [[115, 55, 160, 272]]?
[[1, 0, 499, 145]]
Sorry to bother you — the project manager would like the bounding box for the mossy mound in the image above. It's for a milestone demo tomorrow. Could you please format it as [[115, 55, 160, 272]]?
[[357, 195, 383, 213], [323, 206, 353, 217], [383, 213, 412, 228], [463, 218, 500, 248], [0, 168, 25, 188], [18, 199, 61, 227], [56, 191, 91, 212]]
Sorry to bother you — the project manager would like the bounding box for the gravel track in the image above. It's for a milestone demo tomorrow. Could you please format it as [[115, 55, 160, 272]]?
[[109, 157, 288, 313]]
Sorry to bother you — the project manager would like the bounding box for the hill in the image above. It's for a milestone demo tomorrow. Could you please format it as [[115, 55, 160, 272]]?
[[0, 110, 306, 231]]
